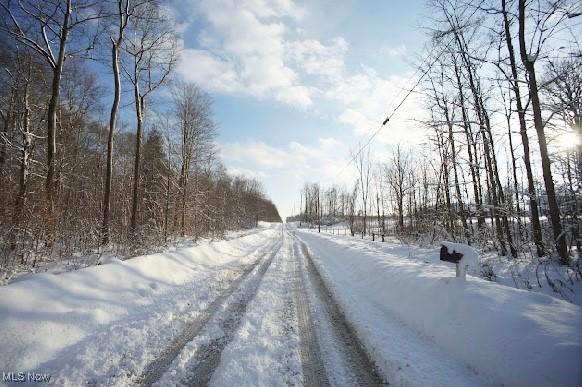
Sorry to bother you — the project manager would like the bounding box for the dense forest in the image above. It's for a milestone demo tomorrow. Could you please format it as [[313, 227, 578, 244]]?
[[292, 0, 580, 269], [0, 0, 281, 275]]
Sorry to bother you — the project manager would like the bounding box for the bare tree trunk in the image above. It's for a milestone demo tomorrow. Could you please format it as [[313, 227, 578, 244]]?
[[481, 95, 517, 257], [376, 192, 381, 232], [566, 152, 581, 255], [102, 40, 122, 245], [194, 166, 199, 236], [299, 191, 303, 227], [317, 186, 324, 232], [180, 164, 187, 237], [0, 96, 11, 170], [130, 88, 144, 238], [164, 158, 170, 243], [446, 110, 470, 242], [9, 65, 31, 250], [431, 164, 444, 244], [381, 192, 386, 235], [518, 0, 567, 262], [501, 0, 544, 256], [45, 0, 72, 240], [505, 103, 524, 240], [0, 90, 15, 222], [356, 148, 370, 236], [436, 129, 453, 234], [430, 63, 469, 241], [454, 28, 508, 254], [102, 0, 129, 246], [454, 60, 484, 229]]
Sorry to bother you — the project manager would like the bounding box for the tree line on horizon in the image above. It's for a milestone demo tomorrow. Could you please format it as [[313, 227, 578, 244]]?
[[0, 0, 281, 273]]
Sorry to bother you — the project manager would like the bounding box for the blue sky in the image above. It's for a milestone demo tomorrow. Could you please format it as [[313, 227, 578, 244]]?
[[168, 0, 431, 218]]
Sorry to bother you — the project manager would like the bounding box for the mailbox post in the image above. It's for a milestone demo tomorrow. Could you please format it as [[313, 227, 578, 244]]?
[[455, 261, 466, 280], [440, 245, 467, 281]]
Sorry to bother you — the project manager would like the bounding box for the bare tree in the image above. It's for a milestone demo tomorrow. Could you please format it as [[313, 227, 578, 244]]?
[[435, 0, 516, 256], [1, 0, 103, 239], [543, 57, 582, 176], [123, 0, 177, 238], [500, 0, 544, 256], [354, 146, 371, 235], [348, 183, 358, 236], [385, 145, 411, 232], [517, 0, 569, 261], [102, 0, 132, 245], [173, 83, 215, 237], [7, 52, 34, 251]]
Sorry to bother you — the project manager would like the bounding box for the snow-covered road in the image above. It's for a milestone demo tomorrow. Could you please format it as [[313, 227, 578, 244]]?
[[145, 225, 386, 386], [1, 223, 580, 386]]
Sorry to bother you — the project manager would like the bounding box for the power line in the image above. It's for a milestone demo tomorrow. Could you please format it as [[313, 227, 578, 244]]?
[[317, 0, 487, 189], [327, 35, 456, 185], [336, 0, 496, 187]]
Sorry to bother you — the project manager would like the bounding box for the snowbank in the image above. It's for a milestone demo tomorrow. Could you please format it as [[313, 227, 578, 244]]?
[[0, 225, 280, 383], [297, 230, 582, 387]]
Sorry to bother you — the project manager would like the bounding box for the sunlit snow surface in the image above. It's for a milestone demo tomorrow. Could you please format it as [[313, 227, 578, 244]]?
[[0, 223, 580, 387], [295, 228, 582, 387], [0, 224, 282, 385]]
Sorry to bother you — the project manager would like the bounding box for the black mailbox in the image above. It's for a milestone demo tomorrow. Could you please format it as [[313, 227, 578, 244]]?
[[440, 245, 464, 264]]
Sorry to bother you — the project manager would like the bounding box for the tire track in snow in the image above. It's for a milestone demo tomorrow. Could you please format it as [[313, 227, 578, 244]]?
[[134, 234, 282, 387], [180, 235, 283, 386], [292, 234, 330, 387], [293, 233, 387, 386], [207, 227, 302, 386]]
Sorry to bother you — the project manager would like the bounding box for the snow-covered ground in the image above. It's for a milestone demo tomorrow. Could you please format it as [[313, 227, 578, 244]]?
[[0, 223, 281, 385], [295, 227, 582, 387], [0, 222, 580, 387], [157, 230, 302, 386], [313, 225, 582, 305], [0, 226, 266, 286]]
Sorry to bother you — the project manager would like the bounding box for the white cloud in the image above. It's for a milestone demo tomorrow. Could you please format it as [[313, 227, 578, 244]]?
[[220, 138, 354, 183], [226, 167, 268, 180], [178, 49, 241, 93], [338, 109, 375, 135], [219, 137, 359, 218], [381, 44, 408, 58], [174, 0, 429, 219], [177, 0, 312, 107], [285, 37, 348, 79], [319, 137, 340, 148], [175, 0, 427, 145], [330, 68, 428, 145], [220, 141, 296, 169], [275, 85, 313, 108]]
